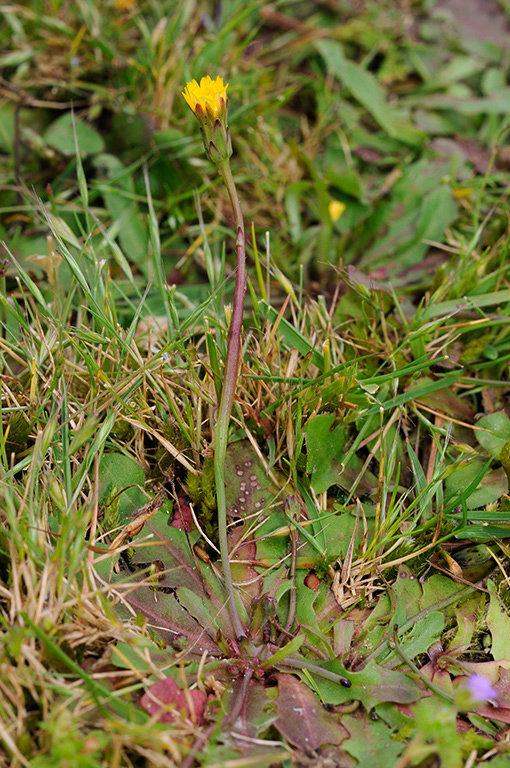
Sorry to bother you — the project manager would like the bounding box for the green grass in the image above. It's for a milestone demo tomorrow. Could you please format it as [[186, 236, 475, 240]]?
[[1, 0, 510, 766]]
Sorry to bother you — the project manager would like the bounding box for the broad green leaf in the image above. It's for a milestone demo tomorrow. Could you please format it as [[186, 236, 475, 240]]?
[[476, 412, 510, 457], [445, 461, 507, 510], [306, 413, 345, 493], [114, 585, 219, 657], [224, 440, 280, 518], [309, 658, 420, 710], [419, 574, 464, 612], [223, 680, 278, 740], [44, 112, 105, 156], [316, 39, 425, 147], [93, 154, 148, 265], [98, 452, 146, 520], [342, 710, 403, 767], [392, 565, 423, 621], [487, 582, 510, 662], [326, 168, 364, 201], [386, 611, 445, 669]]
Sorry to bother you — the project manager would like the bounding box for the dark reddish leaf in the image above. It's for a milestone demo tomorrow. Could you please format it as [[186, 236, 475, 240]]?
[[229, 523, 261, 600], [140, 677, 208, 725], [170, 498, 194, 531], [354, 146, 384, 163], [274, 674, 348, 750], [304, 572, 321, 591]]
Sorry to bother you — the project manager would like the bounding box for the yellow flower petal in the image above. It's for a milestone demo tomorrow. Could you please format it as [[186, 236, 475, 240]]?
[[182, 75, 229, 119]]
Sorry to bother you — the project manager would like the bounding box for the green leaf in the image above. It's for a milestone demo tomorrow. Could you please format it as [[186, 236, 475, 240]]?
[[98, 452, 146, 519], [445, 461, 507, 510], [309, 658, 421, 710], [476, 412, 510, 457], [224, 440, 279, 517], [223, 680, 278, 740], [326, 168, 364, 201], [44, 112, 105, 156], [386, 611, 445, 668], [342, 710, 403, 767], [316, 39, 425, 147], [487, 582, 510, 662], [306, 413, 345, 493], [93, 154, 148, 265], [260, 634, 306, 669]]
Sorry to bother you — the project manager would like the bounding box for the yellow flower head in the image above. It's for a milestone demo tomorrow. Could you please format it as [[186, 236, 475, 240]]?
[[182, 75, 232, 165], [182, 75, 229, 120]]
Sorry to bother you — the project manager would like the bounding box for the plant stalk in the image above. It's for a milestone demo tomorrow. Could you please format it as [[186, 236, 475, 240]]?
[[214, 159, 246, 640]]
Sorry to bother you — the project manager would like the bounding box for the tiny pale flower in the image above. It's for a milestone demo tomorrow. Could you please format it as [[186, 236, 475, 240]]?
[[457, 673, 498, 710], [465, 674, 497, 704], [182, 76, 232, 166]]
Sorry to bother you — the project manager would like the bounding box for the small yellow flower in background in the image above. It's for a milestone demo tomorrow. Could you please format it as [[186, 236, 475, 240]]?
[[328, 199, 346, 222], [113, 0, 135, 10], [183, 76, 229, 120], [182, 75, 232, 165], [453, 187, 473, 200]]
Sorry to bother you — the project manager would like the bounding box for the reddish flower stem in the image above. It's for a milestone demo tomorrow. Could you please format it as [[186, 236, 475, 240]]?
[[214, 160, 246, 641]]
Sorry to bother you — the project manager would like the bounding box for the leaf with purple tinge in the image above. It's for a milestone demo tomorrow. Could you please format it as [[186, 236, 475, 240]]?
[[224, 440, 281, 518], [274, 673, 349, 750], [174, 584, 245, 641], [229, 523, 261, 600], [129, 512, 205, 594], [115, 584, 220, 656], [128, 511, 244, 625], [140, 677, 208, 725], [110, 509, 240, 650]]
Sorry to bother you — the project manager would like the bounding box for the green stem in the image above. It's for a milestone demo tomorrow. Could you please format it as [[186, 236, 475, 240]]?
[[214, 159, 246, 641]]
